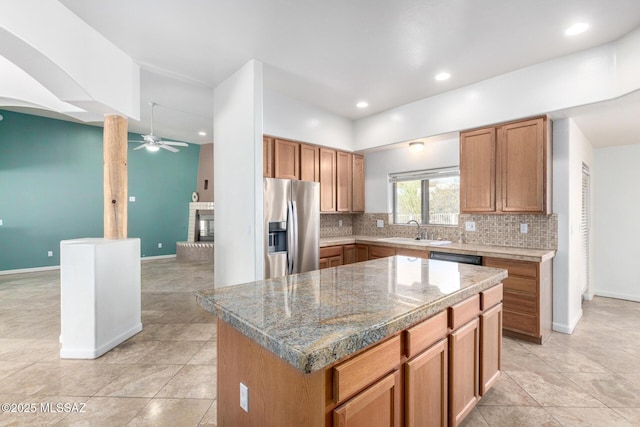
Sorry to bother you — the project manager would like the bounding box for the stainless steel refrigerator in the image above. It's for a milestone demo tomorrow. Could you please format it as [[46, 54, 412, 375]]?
[[264, 178, 320, 279]]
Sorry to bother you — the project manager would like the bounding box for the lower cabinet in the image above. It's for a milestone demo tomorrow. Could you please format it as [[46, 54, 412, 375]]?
[[368, 245, 396, 259], [343, 244, 356, 265], [320, 246, 343, 269], [449, 318, 480, 427], [480, 303, 503, 395], [333, 370, 401, 427], [356, 244, 369, 262]]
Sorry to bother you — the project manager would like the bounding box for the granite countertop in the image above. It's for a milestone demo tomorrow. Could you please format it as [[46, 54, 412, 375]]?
[[196, 256, 507, 373], [320, 235, 555, 262]]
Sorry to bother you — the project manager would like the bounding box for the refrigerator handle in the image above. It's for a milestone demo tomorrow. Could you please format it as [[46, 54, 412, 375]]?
[[287, 201, 295, 274], [291, 201, 299, 274]]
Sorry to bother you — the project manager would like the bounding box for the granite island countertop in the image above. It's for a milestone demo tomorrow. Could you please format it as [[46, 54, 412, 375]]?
[[196, 256, 507, 373], [320, 235, 556, 262]]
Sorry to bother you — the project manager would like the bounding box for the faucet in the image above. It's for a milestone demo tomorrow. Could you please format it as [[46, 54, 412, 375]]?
[[407, 220, 421, 240]]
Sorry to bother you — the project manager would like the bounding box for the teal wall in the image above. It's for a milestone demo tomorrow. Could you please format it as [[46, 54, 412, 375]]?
[[0, 110, 200, 271]]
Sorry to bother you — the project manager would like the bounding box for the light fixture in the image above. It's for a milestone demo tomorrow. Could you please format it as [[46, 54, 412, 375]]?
[[198, 131, 207, 136], [565, 22, 589, 36], [0, 114, 3, 121], [435, 72, 451, 81], [146, 145, 160, 152], [356, 101, 369, 108], [409, 142, 424, 153]]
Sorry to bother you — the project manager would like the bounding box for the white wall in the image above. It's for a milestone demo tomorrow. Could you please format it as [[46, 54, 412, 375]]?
[[264, 88, 353, 150], [593, 143, 640, 302], [213, 60, 264, 287], [364, 138, 459, 213], [552, 119, 594, 333]]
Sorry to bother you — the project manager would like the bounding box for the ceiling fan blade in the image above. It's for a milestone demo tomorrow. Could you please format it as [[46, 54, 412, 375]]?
[[160, 144, 179, 153], [128, 140, 144, 143], [162, 141, 189, 147], [133, 144, 148, 150]]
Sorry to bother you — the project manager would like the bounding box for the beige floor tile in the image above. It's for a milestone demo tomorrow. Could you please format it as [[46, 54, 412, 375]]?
[[501, 345, 558, 374], [0, 339, 59, 363], [98, 340, 160, 365], [0, 362, 31, 381], [138, 341, 205, 365], [95, 364, 182, 398], [458, 407, 488, 426], [156, 365, 216, 399], [199, 399, 217, 426], [129, 324, 188, 341], [187, 341, 217, 366], [477, 406, 561, 426], [526, 346, 610, 374], [126, 398, 211, 427], [0, 363, 66, 396], [612, 407, 640, 425], [508, 371, 604, 408], [563, 372, 640, 408], [0, 395, 88, 427], [55, 396, 149, 426], [179, 324, 216, 341], [477, 372, 538, 406], [38, 364, 126, 397], [545, 406, 634, 426]]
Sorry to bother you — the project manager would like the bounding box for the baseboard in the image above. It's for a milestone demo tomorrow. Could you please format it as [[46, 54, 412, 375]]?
[[593, 290, 640, 303], [0, 265, 60, 276], [60, 322, 143, 359], [141, 254, 176, 261], [552, 308, 583, 334]]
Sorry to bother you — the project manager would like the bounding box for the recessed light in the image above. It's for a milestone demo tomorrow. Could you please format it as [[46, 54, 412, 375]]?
[[409, 142, 424, 153], [198, 131, 207, 136], [356, 101, 369, 108], [435, 72, 451, 81], [565, 22, 589, 36]]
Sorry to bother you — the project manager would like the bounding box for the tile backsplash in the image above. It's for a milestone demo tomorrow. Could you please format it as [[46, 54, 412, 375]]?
[[339, 212, 558, 250]]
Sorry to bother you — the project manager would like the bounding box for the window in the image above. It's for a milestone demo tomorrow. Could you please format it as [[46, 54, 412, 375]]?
[[391, 167, 460, 225]]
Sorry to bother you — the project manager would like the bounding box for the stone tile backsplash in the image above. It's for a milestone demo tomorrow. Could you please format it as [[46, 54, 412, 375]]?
[[341, 212, 558, 250]]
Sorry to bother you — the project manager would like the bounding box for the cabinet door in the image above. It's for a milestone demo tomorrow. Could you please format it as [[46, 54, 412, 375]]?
[[396, 248, 429, 259], [369, 245, 396, 260], [480, 303, 502, 395], [352, 154, 365, 212], [263, 136, 274, 178], [405, 338, 448, 427], [344, 245, 356, 265], [320, 148, 337, 212], [274, 139, 300, 180], [300, 143, 320, 182], [333, 370, 401, 427], [356, 244, 369, 262], [337, 151, 353, 212], [460, 128, 496, 213], [498, 118, 546, 213], [449, 318, 479, 427], [329, 255, 343, 267], [319, 258, 329, 269]]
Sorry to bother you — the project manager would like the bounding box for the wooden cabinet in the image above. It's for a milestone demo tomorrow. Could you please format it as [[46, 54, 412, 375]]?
[[352, 154, 365, 212], [337, 151, 353, 212], [480, 303, 502, 395], [300, 143, 320, 182], [483, 257, 552, 344], [274, 138, 300, 180], [396, 247, 429, 259], [320, 148, 337, 212], [320, 246, 343, 269], [369, 245, 396, 260], [343, 245, 356, 265], [459, 116, 551, 214], [356, 244, 369, 262], [263, 136, 274, 178]]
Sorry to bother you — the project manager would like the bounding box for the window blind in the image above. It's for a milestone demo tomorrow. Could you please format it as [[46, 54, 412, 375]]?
[[389, 166, 459, 183]]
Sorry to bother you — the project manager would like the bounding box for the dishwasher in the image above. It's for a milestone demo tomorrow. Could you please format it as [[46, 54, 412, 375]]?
[[429, 251, 483, 265]]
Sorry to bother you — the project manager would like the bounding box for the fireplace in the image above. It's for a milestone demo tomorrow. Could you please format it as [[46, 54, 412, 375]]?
[[196, 210, 215, 241]]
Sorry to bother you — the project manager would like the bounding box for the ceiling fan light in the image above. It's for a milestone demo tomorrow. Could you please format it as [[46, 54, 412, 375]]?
[[146, 145, 160, 152], [409, 142, 424, 153]]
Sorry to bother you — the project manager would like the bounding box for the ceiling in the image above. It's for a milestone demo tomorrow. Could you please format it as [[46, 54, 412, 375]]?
[[20, 1, 640, 147]]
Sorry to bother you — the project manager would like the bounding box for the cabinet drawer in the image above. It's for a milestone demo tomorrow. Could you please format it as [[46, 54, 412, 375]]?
[[333, 335, 401, 403], [405, 310, 448, 358], [503, 290, 537, 315], [503, 276, 537, 294], [320, 246, 343, 258], [484, 258, 537, 278], [369, 245, 396, 259], [449, 294, 480, 330], [503, 310, 537, 335], [481, 283, 503, 311], [396, 247, 430, 259]]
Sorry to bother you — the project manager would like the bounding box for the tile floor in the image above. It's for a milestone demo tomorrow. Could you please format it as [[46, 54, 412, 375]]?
[[0, 258, 639, 426]]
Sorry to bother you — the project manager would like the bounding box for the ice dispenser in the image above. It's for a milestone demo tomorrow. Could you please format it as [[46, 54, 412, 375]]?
[[268, 221, 287, 253]]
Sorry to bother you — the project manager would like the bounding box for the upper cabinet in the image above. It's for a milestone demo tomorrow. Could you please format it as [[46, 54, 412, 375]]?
[[352, 154, 365, 212], [300, 143, 320, 182], [263, 136, 274, 178], [460, 116, 551, 215], [274, 138, 300, 180], [336, 151, 353, 212], [319, 148, 337, 212]]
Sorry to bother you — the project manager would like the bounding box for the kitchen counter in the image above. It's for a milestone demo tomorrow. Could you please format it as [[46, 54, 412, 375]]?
[[320, 235, 556, 263], [196, 256, 507, 373]]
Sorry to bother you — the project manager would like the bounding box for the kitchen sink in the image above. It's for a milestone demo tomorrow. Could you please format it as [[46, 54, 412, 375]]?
[[377, 237, 452, 246]]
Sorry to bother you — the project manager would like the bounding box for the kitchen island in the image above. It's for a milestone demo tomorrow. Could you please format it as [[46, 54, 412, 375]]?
[[197, 256, 507, 426]]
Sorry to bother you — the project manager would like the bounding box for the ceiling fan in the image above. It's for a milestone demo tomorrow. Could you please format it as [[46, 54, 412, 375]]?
[[129, 102, 188, 152]]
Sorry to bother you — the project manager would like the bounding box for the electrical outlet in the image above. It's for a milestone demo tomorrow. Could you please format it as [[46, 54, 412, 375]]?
[[47, 251, 53, 257], [240, 382, 249, 412], [465, 221, 476, 232], [520, 223, 528, 234], [158, 243, 162, 248], [129, 196, 136, 202], [376, 219, 384, 228], [338, 219, 343, 227]]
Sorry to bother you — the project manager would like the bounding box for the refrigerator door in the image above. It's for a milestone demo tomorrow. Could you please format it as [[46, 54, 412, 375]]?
[[291, 180, 320, 274], [264, 178, 291, 279]]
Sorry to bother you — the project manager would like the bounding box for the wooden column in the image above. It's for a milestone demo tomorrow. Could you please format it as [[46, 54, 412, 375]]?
[[103, 115, 128, 239]]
